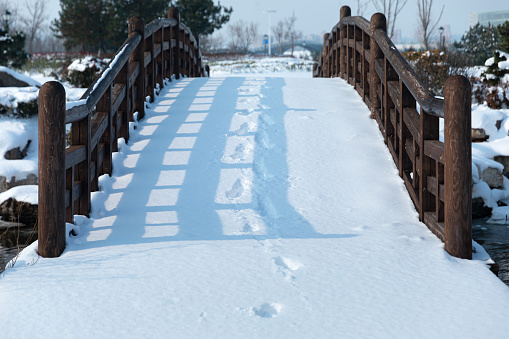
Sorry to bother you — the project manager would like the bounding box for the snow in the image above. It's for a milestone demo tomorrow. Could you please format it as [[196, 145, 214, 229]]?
[[0, 66, 41, 87], [0, 116, 38, 180], [91, 44, 128, 93], [1, 73, 509, 338], [484, 50, 509, 69], [0, 185, 37, 205], [0, 86, 38, 108], [0, 69, 86, 192]]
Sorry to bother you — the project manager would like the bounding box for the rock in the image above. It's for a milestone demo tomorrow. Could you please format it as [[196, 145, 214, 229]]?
[[0, 68, 41, 88], [472, 197, 492, 219], [4, 140, 31, 160], [0, 174, 38, 193], [472, 128, 488, 142], [0, 198, 37, 226], [494, 155, 509, 178], [479, 166, 503, 189]]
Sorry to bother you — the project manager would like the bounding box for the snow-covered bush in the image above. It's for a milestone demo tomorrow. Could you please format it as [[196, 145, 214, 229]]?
[[482, 50, 509, 85], [472, 51, 509, 109], [0, 88, 39, 119], [52, 56, 109, 88]]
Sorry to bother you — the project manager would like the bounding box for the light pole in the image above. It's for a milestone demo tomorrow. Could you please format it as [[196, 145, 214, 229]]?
[[439, 26, 444, 50], [263, 9, 276, 56], [3, 10, 11, 31], [263, 34, 268, 55]]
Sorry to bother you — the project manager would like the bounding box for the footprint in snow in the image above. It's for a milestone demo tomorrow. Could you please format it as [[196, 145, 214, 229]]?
[[234, 123, 250, 136], [274, 256, 303, 272], [252, 303, 282, 318], [226, 179, 244, 199]]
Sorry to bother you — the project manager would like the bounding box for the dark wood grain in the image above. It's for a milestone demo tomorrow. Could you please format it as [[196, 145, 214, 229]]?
[[38, 82, 66, 257]]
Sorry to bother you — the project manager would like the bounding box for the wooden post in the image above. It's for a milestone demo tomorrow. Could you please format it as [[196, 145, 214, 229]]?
[[129, 16, 145, 121], [168, 7, 180, 79], [38, 81, 66, 258], [194, 35, 200, 77], [369, 13, 386, 119], [147, 32, 155, 102], [339, 6, 351, 79], [332, 29, 337, 77], [185, 32, 191, 77], [444, 75, 472, 259], [323, 33, 329, 78], [155, 27, 164, 86]]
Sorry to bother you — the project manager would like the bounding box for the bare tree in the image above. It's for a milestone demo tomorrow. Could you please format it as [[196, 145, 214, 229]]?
[[371, 0, 408, 39], [285, 13, 302, 56], [200, 33, 225, 53], [228, 21, 242, 54], [228, 21, 258, 54], [239, 21, 258, 54], [356, 0, 370, 17], [416, 0, 444, 50], [20, 0, 48, 54], [272, 20, 288, 55]]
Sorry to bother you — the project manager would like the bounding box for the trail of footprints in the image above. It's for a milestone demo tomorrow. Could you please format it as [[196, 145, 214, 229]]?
[[221, 79, 308, 318]]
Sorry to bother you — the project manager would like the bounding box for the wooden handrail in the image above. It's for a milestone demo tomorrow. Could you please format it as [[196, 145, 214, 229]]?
[[314, 5, 472, 260], [37, 7, 209, 258]]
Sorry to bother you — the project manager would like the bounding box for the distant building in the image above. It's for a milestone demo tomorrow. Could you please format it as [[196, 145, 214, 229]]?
[[470, 10, 509, 27]]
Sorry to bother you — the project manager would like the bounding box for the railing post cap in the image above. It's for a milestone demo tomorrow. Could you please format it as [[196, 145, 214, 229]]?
[[370, 12, 387, 32], [128, 16, 145, 36], [340, 6, 351, 20], [168, 7, 179, 20], [444, 75, 471, 92], [39, 81, 65, 98]]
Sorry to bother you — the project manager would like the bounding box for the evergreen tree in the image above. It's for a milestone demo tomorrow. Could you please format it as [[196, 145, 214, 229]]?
[[108, 0, 169, 49], [454, 23, 501, 66], [0, 26, 28, 69], [481, 51, 509, 86], [498, 20, 509, 53], [171, 0, 233, 37], [52, 0, 113, 54]]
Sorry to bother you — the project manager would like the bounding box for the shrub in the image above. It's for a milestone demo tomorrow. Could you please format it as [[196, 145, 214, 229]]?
[[403, 49, 449, 96], [473, 80, 509, 109], [0, 99, 38, 118], [50, 55, 109, 88]]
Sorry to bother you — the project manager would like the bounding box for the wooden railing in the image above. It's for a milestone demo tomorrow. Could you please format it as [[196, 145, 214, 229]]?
[[314, 6, 473, 260], [37, 7, 209, 257]]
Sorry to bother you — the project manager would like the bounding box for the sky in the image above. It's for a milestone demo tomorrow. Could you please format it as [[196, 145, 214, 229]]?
[[17, 0, 509, 42]]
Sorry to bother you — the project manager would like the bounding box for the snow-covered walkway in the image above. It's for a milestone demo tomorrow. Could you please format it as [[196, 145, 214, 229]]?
[[2, 74, 509, 338]]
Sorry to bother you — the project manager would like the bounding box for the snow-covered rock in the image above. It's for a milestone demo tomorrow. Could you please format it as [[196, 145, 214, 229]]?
[[0, 66, 41, 88]]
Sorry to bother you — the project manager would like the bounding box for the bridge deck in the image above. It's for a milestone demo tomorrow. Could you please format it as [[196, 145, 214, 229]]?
[[2, 75, 509, 337]]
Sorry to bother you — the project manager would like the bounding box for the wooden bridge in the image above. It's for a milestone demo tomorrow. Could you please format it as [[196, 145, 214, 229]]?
[[39, 6, 475, 265], [4, 5, 509, 336]]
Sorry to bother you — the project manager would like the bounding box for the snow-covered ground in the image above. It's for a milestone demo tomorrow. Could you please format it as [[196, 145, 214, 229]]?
[[1, 70, 509, 338], [207, 56, 314, 75]]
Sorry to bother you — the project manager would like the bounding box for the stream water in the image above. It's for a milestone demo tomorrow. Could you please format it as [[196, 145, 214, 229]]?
[[472, 217, 509, 287], [0, 220, 37, 273]]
